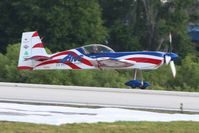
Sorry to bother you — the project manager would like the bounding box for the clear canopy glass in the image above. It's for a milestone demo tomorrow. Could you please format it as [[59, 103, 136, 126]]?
[[81, 44, 115, 54]]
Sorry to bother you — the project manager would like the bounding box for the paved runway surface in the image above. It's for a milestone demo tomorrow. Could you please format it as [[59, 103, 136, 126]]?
[[0, 82, 199, 112]]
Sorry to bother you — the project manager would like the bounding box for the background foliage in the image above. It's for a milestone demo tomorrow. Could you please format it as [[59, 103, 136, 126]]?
[[0, 0, 199, 91]]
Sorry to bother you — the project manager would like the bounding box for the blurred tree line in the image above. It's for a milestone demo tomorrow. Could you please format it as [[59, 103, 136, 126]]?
[[0, 0, 199, 91], [0, 0, 107, 52]]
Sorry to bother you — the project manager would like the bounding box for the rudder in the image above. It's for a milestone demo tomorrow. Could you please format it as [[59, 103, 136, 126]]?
[[18, 31, 49, 70]]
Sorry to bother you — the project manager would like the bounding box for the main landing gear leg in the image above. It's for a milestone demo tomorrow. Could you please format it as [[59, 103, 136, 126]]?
[[139, 69, 146, 89], [125, 69, 150, 89], [133, 69, 137, 80]]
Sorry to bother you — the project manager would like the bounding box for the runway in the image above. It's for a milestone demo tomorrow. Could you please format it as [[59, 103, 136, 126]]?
[[0, 82, 199, 112]]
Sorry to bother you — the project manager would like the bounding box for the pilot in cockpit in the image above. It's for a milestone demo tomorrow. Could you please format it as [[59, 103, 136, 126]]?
[[92, 45, 99, 54]]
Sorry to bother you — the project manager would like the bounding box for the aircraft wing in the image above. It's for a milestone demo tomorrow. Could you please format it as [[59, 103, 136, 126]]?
[[92, 57, 136, 68]]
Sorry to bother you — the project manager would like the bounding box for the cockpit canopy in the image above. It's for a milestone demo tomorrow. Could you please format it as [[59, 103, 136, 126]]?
[[81, 44, 115, 54]]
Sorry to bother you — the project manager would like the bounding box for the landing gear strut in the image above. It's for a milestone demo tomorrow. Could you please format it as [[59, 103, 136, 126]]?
[[125, 69, 150, 89]]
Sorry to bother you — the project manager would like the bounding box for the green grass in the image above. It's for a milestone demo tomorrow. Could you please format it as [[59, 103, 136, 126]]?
[[0, 121, 199, 133]]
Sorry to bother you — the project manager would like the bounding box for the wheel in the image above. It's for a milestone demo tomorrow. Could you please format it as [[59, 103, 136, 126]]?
[[139, 82, 150, 89], [139, 85, 146, 89]]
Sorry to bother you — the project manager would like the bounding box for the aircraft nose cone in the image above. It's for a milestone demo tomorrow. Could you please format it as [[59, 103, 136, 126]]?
[[171, 53, 178, 61], [165, 53, 178, 61]]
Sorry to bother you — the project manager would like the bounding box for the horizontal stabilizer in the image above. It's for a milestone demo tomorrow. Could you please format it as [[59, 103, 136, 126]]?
[[25, 55, 50, 61]]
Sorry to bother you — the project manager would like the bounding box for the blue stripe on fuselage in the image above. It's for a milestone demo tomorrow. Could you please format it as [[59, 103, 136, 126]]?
[[85, 51, 165, 59]]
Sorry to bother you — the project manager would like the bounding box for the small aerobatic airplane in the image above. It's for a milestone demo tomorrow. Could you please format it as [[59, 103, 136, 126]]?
[[18, 31, 178, 89]]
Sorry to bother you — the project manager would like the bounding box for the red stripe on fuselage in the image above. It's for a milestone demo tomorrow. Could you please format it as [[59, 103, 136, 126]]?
[[51, 51, 93, 66], [51, 51, 71, 58], [64, 62, 81, 69], [126, 57, 162, 65], [36, 59, 60, 67], [80, 58, 93, 66]]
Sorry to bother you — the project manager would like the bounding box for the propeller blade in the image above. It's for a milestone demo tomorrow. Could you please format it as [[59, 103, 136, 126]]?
[[165, 55, 171, 65], [170, 61, 176, 78], [169, 33, 172, 52], [169, 33, 172, 44]]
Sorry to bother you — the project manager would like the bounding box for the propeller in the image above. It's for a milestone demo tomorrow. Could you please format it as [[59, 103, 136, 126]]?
[[164, 33, 177, 78], [169, 32, 172, 52], [165, 55, 171, 65], [164, 54, 176, 78], [170, 61, 176, 78]]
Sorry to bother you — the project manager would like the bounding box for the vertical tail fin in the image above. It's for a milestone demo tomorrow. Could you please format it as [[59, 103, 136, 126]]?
[[18, 31, 49, 70]]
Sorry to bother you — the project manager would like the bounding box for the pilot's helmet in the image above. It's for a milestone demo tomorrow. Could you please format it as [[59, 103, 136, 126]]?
[[93, 45, 98, 53]]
